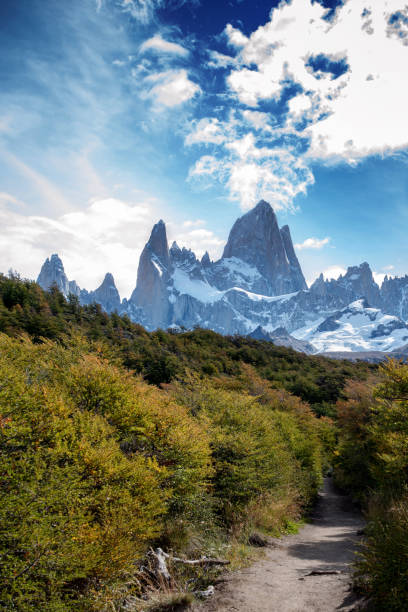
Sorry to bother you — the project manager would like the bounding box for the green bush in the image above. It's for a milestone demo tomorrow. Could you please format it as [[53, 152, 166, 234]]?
[[335, 361, 408, 609], [356, 493, 408, 611], [0, 335, 212, 610], [171, 379, 322, 528]]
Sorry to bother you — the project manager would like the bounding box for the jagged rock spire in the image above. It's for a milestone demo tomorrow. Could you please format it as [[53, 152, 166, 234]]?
[[201, 251, 211, 267], [130, 220, 171, 329], [146, 220, 170, 267], [222, 200, 306, 295], [280, 225, 307, 291], [90, 273, 121, 313], [37, 253, 70, 296]]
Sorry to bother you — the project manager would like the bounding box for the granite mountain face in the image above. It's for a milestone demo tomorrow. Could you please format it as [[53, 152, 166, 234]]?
[[36, 201, 408, 354], [220, 200, 307, 295]]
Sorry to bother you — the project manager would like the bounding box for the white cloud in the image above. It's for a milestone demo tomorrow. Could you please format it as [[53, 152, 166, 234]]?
[[295, 237, 330, 250], [0, 197, 160, 297], [222, 0, 408, 161], [374, 267, 396, 285], [227, 68, 282, 106], [227, 155, 313, 211], [373, 272, 386, 286], [322, 265, 347, 281], [207, 50, 237, 69], [0, 197, 226, 297], [186, 0, 408, 210], [188, 155, 220, 179], [144, 69, 201, 107], [185, 118, 227, 146], [169, 226, 224, 259], [140, 35, 189, 57], [225, 23, 248, 48], [187, 127, 314, 210], [241, 110, 273, 131]]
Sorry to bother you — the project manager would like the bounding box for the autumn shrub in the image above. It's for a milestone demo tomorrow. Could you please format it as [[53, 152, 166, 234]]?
[[335, 361, 408, 609], [66, 356, 214, 548], [171, 378, 323, 534], [333, 378, 377, 498], [356, 492, 408, 611], [0, 335, 212, 609], [0, 335, 167, 610]]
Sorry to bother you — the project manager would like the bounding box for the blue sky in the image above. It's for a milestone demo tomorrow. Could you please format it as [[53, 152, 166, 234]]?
[[0, 0, 407, 296]]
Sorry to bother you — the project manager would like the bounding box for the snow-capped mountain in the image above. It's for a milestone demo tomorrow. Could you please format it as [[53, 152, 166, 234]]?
[[36, 201, 408, 355], [293, 299, 408, 353]]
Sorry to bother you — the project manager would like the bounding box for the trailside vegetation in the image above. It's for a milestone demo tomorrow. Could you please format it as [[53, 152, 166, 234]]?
[[335, 361, 408, 611], [0, 273, 374, 610]]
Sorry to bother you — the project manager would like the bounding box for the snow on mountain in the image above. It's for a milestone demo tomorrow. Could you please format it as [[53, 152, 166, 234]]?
[[171, 268, 224, 304], [293, 299, 408, 353], [35, 200, 408, 355]]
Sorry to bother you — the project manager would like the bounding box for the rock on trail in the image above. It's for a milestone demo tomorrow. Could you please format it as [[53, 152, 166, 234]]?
[[195, 479, 365, 612]]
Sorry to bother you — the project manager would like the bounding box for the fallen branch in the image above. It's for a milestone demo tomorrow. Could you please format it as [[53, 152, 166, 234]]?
[[148, 547, 229, 594], [149, 548, 171, 581], [151, 548, 229, 568], [162, 550, 230, 567]]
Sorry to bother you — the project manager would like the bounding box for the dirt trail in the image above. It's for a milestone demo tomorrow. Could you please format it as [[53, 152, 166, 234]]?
[[195, 479, 365, 612]]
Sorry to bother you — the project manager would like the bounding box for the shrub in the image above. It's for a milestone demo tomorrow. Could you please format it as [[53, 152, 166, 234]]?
[[171, 379, 323, 529], [0, 335, 212, 609], [335, 361, 408, 608], [356, 492, 408, 611], [0, 335, 166, 610]]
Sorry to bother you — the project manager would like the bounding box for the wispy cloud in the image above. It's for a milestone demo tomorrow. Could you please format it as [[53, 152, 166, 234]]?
[[185, 118, 227, 146], [187, 121, 314, 211], [140, 34, 189, 57], [120, 0, 198, 24], [0, 150, 73, 213]]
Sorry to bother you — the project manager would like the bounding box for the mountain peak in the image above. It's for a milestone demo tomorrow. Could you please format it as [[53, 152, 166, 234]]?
[[101, 272, 115, 286], [201, 251, 211, 267], [254, 199, 271, 210], [50, 253, 63, 264], [37, 253, 70, 295], [89, 273, 120, 313], [222, 200, 306, 295], [147, 220, 169, 265]]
